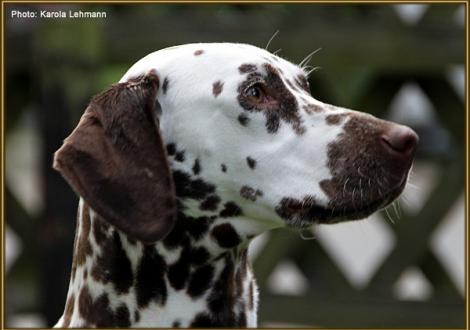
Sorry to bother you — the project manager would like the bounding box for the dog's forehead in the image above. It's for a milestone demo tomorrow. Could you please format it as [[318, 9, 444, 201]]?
[[121, 43, 305, 83], [191, 43, 303, 76]]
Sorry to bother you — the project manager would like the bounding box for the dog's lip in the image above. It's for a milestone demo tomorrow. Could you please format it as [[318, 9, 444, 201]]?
[[320, 177, 408, 224], [287, 171, 410, 227]]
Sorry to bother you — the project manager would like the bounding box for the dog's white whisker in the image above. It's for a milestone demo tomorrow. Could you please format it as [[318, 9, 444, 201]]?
[[265, 30, 280, 51], [397, 199, 403, 218], [392, 201, 401, 220], [384, 206, 395, 224], [272, 48, 282, 55], [299, 47, 322, 68], [406, 182, 421, 190], [305, 66, 321, 77]]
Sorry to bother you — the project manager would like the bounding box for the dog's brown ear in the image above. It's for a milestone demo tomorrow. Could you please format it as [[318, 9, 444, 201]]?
[[53, 70, 176, 244]]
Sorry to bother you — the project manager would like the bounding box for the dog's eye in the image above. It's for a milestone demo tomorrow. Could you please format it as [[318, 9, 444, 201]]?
[[245, 84, 265, 102]]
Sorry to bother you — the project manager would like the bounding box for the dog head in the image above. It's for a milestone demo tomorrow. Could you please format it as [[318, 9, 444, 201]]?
[[54, 43, 417, 243]]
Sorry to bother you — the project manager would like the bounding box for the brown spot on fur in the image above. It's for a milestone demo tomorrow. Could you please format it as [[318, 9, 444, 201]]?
[[115, 305, 131, 327], [92, 215, 109, 246], [77, 286, 130, 327], [304, 104, 324, 114], [205, 255, 241, 325], [200, 194, 221, 211], [211, 223, 241, 248], [62, 294, 75, 327], [194, 49, 204, 56], [295, 74, 310, 93], [78, 286, 93, 321], [191, 313, 215, 327], [173, 170, 215, 201], [275, 196, 330, 226], [136, 245, 167, 307], [213, 81, 224, 97], [246, 156, 256, 169], [134, 311, 140, 323], [91, 231, 133, 294], [240, 185, 263, 201], [237, 309, 247, 327], [175, 150, 185, 162], [162, 77, 169, 94], [326, 113, 347, 125], [239, 64, 257, 74], [286, 79, 298, 91], [166, 143, 176, 156], [238, 113, 250, 126], [78, 286, 114, 326], [75, 205, 92, 266], [70, 211, 81, 280], [219, 201, 243, 218], [192, 159, 201, 175], [248, 281, 255, 310], [187, 264, 215, 298], [168, 246, 191, 290]]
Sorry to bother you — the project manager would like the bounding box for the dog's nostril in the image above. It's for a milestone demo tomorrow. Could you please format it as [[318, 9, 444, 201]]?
[[381, 125, 419, 154]]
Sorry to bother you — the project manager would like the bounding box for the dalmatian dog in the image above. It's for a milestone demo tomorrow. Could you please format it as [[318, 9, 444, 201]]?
[[53, 43, 418, 328]]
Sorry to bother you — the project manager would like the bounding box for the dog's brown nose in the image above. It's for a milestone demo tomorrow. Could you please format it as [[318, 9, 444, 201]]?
[[381, 124, 419, 156]]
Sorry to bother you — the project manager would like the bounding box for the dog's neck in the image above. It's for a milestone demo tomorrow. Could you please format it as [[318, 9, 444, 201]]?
[[57, 195, 259, 328]]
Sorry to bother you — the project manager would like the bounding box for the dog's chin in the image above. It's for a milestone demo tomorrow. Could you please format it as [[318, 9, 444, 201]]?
[[282, 174, 409, 229]]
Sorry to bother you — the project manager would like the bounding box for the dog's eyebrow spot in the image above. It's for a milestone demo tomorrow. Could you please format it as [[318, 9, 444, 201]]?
[[265, 64, 279, 75], [240, 186, 263, 201], [295, 74, 310, 92], [246, 157, 256, 169], [162, 77, 169, 94], [238, 113, 250, 126], [211, 223, 241, 248], [239, 64, 258, 74], [212, 81, 224, 97], [326, 114, 347, 126], [304, 104, 324, 114], [194, 49, 204, 56]]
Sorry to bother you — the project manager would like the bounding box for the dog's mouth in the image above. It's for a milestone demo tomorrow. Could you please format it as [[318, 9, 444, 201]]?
[[276, 169, 410, 228]]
